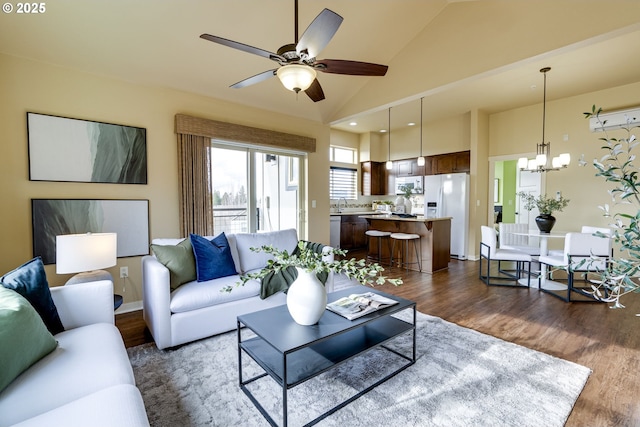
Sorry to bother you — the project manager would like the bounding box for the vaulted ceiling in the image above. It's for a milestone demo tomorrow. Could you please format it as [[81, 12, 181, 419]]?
[[1, 0, 639, 133]]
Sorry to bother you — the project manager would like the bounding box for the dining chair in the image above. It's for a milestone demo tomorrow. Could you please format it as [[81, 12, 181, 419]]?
[[537, 232, 612, 302], [479, 226, 532, 287], [498, 223, 540, 255]]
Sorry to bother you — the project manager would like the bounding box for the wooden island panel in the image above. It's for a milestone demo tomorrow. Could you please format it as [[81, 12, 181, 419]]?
[[360, 216, 451, 274]]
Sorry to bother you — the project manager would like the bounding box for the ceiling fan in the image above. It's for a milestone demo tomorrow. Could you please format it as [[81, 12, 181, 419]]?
[[200, 0, 388, 102]]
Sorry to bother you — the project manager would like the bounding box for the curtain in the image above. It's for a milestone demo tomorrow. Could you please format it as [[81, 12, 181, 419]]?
[[177, 134, 213, 237]]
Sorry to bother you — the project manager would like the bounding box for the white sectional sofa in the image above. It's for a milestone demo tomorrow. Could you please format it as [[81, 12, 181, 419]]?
[[142, 229, 334, 350], [0, 280, 149, 427]]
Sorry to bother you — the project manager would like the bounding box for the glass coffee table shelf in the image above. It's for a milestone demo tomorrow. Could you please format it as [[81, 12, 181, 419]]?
[[237, 285, 416, 427]]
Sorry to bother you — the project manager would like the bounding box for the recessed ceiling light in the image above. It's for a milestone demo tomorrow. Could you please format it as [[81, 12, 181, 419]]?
[[407, 122, 415, 126], [380, 129, 387, 133], [349, 122, 357, 126]]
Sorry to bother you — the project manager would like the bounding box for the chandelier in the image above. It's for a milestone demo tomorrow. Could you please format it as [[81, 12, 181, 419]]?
[[517, 67, 570, 172]]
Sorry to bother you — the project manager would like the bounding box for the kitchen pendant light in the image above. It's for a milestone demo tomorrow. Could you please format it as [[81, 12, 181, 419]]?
[[386, 107, 393, 170], [517, 67, 570, 172], [417, 97, 426, 166]]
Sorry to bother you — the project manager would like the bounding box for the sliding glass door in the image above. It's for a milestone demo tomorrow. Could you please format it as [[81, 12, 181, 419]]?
[[211, 144, 302, 235]]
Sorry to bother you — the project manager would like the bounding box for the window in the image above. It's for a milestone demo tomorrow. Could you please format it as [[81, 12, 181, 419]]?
[[211, 144, 303, 235], [330, 146, 357, 164], [330, 166, 357, 200]]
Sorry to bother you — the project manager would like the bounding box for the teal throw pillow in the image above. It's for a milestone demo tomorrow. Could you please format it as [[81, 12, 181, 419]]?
[[190, 233, 238, 282], [0, 286, 58, 392], [1, 257, 64, 335], [151, 239, 197, 291]]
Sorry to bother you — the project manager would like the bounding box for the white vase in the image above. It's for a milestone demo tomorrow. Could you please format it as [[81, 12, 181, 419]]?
[[405, 197, 412, 213], [286, 267, 327, 325]]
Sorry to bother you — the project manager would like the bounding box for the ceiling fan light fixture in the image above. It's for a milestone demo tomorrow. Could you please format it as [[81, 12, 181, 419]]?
[[276, 64, 316, 93]]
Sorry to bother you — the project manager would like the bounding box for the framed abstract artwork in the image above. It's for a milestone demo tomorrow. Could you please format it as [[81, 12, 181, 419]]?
[[32, 199, 150, 265], [27, 112, 147, 184]]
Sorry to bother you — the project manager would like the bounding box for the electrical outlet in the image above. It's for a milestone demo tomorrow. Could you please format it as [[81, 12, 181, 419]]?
[[120, 266, 128, 278]]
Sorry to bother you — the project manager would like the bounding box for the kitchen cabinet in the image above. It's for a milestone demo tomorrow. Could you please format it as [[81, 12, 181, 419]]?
[[396, 159, 425, 177], [340, 215, 368, 250], [433, 151, 470, 174], [360, 161, 386, 196]]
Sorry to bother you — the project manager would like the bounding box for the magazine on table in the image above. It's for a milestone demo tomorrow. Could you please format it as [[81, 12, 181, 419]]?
[[326, 292, 398, 320]]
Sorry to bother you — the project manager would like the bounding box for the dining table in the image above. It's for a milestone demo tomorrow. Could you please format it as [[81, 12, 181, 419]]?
[[511, 229, 568, 290]]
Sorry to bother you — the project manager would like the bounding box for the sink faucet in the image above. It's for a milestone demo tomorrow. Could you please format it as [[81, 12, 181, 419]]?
[[337, 197, 348, 213]]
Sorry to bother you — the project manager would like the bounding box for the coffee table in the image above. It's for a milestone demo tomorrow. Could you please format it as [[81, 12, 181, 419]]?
[[237, 285, 416, 427]]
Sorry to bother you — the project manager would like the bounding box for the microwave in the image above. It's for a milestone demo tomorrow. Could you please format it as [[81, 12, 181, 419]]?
[[396, 176, 423, 195]]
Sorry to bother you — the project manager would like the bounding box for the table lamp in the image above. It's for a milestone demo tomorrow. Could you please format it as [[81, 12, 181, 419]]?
[[56, 232, 117, 285]]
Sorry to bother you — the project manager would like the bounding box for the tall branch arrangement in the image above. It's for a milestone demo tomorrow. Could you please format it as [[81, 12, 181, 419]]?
[[584, 105, 640, 308]]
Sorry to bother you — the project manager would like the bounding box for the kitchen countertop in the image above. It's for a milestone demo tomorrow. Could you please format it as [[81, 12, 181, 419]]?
[[330, 211, 386, 216], [359, 215, 452, 222]]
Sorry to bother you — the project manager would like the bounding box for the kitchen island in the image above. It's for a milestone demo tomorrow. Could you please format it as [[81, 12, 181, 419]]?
[[359, 215, 451, 273]]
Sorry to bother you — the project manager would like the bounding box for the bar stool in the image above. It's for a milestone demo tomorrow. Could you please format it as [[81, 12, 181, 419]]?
[[390, 233, 422, 272], [365, 230, 392, 265]]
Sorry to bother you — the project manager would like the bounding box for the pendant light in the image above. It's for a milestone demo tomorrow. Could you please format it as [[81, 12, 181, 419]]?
[[386, 107, 393, 170], [517, 67, 570, 172], [417, 97, 426, 166]]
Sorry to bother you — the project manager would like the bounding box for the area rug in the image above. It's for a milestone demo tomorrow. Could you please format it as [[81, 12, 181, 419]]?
[[128, 310, 590, 427]]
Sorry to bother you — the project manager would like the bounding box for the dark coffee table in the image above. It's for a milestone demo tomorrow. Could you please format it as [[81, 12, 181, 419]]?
[[237, 285, 416, 427]]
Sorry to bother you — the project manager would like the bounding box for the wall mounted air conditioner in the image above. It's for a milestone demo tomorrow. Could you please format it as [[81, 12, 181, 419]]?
[[589, 107, 640, 132]]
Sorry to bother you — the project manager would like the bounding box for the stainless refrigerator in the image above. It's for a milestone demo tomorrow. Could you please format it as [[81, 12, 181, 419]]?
[[422, 172, 469, 260]]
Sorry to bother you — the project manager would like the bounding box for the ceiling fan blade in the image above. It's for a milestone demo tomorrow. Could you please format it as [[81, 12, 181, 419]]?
[[316, 59, 388, 76], [230, 69, 278, 89], [296, 9, 343, 59], [305, 78, 325, 102], [200, 34, 285, 62]]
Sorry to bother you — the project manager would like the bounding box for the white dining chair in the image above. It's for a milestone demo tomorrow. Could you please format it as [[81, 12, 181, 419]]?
[[479, 226, 532, 287], [498, 223, 540, 256], [537, 232, 612, 302]]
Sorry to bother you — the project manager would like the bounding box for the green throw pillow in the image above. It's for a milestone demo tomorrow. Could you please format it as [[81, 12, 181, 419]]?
[[151, 239, 197, 290], [0, 286, 58, 392]]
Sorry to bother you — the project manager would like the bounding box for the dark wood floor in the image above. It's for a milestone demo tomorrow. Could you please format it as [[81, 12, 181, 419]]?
[[116, 254, 640, 427]]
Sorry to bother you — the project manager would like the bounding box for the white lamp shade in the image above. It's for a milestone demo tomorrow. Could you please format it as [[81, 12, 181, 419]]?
[[559, 152, 571, 166], [517, 157, 529, 169], [56, 233, 117, 274], [276, 64, 317, 92], [417, 156, 425, 166], [536, 153, 547, 166], [386, 160, 393, 170], [552, 157, 562, 168]]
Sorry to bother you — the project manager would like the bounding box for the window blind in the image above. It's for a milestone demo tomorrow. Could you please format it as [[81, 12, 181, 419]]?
[[330, 166, 357, 200]]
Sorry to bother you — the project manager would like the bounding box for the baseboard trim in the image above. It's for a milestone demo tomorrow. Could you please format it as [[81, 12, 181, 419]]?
[[116, 300, 143, 314]]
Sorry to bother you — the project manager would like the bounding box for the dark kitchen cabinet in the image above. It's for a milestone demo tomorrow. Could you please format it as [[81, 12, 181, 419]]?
[[396, 158, 425, 177], [433, 151, 470, 174], [340, 215, 368, 250], [361, 161, 386, 196]]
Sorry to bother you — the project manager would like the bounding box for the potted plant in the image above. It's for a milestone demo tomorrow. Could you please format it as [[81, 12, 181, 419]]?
[[584, 105, 639, 308], [398, 184, 420, 213], [225, 242, 403, 325], [517, 191, 570, 233]]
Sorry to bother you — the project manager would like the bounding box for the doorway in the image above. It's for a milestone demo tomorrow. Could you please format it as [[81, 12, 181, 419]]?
[[489, 155, 543, 228]]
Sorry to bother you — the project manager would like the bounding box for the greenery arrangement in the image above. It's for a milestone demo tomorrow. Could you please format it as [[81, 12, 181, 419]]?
[[398, 184, 420, 199], [584, 105, 640, 308], [224, 241, 403, 292], [516, 192, 570, 215]]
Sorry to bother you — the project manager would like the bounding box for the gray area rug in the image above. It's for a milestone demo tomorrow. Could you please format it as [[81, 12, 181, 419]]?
[[128, 306, 590, 426]]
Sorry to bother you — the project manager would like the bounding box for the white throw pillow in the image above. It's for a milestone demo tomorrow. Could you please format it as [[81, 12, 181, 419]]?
[[234, 229, 298, 273]]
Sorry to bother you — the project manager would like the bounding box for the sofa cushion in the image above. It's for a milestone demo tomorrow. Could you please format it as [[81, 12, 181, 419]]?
[[9, 384, 149, 427], [234, 229, 298, 273], [0, 323, 135, 426], [169, 275, 260, 314], [0, 287, 58, 393], [1, 257, 64, 335], [190, 233, 238, 282], [150, 238, 197, 290]]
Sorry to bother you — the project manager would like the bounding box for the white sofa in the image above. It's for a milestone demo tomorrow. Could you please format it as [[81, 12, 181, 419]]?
[[142, 229, 334, 350], [0, 280, 149, 427]]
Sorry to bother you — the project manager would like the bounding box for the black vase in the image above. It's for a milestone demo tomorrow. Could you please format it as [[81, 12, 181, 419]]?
[[535, 214, 556, 233]]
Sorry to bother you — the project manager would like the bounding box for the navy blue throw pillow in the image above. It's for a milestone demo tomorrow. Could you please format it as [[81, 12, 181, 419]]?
[[190, 233, 238, 282], [1, 257, 65, 335]]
